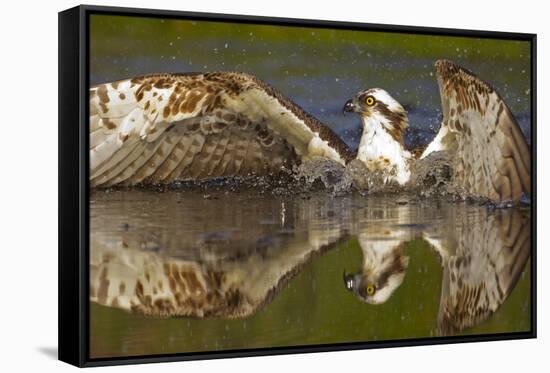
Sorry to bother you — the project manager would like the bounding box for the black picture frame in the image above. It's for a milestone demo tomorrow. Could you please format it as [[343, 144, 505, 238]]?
[[58, 4, 537, 367]]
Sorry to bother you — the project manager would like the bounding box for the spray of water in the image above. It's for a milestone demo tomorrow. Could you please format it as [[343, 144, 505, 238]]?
[[101, 151, 525, 207]]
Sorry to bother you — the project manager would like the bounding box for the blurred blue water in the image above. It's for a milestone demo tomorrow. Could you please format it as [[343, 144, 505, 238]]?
[[91, 29, 531, 149]]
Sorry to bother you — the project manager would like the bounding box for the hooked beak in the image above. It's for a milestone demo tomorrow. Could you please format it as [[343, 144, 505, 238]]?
[[342, 99, 356, 115], [343, 270, 355, 290]]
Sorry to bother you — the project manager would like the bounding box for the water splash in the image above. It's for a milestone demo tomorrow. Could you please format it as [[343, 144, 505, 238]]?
[[98, 151, 527, 207], [293, 157, 352, 195], [408, 151, 455, 198]]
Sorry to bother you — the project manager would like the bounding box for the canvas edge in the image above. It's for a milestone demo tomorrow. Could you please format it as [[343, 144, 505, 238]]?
[[58, 5, 86, 367], [529, 33, 537, 340], [80, 3, 535, 40]]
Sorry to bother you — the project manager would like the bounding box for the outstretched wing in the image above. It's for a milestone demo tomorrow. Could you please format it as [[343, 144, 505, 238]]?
[[89, 238, 239, 318], [422, 60, 530, 203], [434, 208, 530, 335], [90, 72, 353, 187], [89, 223, 348, 318]]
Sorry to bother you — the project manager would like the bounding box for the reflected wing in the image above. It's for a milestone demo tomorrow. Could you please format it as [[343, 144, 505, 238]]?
[[90, 223, 348, 318], [90, 72, 353, 187], [423, 60, 530, 203], [90, 239, 237, 318], [435, 208, 530, 335]]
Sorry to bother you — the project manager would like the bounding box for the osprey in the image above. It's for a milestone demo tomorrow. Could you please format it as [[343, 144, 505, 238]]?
[[343, 59, 531, 203], [343, 205, 530, 335], [90, 60, 530, 204]]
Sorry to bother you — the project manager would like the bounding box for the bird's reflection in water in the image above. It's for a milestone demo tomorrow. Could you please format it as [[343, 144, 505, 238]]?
[[90, 190, 351, 319], [90, 190, 530, 336], [343, 205, 414, 305], [343, 204, 530, 335]]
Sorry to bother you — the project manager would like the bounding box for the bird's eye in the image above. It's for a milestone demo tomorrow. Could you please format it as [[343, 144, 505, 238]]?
[[365, 96, 375, 106], [366, 284, 376, 296]]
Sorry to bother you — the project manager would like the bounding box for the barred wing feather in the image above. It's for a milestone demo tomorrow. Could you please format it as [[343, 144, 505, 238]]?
[[90, 72, 353, 187], [423, 60, 531, 203], [435, 208, 530, 335]]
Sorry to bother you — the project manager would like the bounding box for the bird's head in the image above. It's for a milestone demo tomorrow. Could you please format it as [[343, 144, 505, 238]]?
[[343, 245, 409, 305], [343, 88, 409, 144]]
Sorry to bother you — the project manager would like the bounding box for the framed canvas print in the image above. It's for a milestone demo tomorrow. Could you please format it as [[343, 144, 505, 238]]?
[[58, 4, 536, 367]]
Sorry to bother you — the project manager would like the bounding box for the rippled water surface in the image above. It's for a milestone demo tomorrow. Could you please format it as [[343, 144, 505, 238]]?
[[90, 189, 531, 358]]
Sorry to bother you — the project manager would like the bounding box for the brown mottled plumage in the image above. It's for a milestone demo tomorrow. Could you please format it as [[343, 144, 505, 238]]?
[[433, 60, 531, 203], [90, 72, 354, 187], [428, 207, 531, 335], [90, 223, 348, 318], [342, 202, 530, 333]]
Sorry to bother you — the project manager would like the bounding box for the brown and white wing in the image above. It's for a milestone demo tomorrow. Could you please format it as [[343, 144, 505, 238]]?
[[435, 208, 530, 335], [422, 60, 530, 203], [90, 222, 348, 318], [90, 72, 353, 187], [90, 237, 223, 317]]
